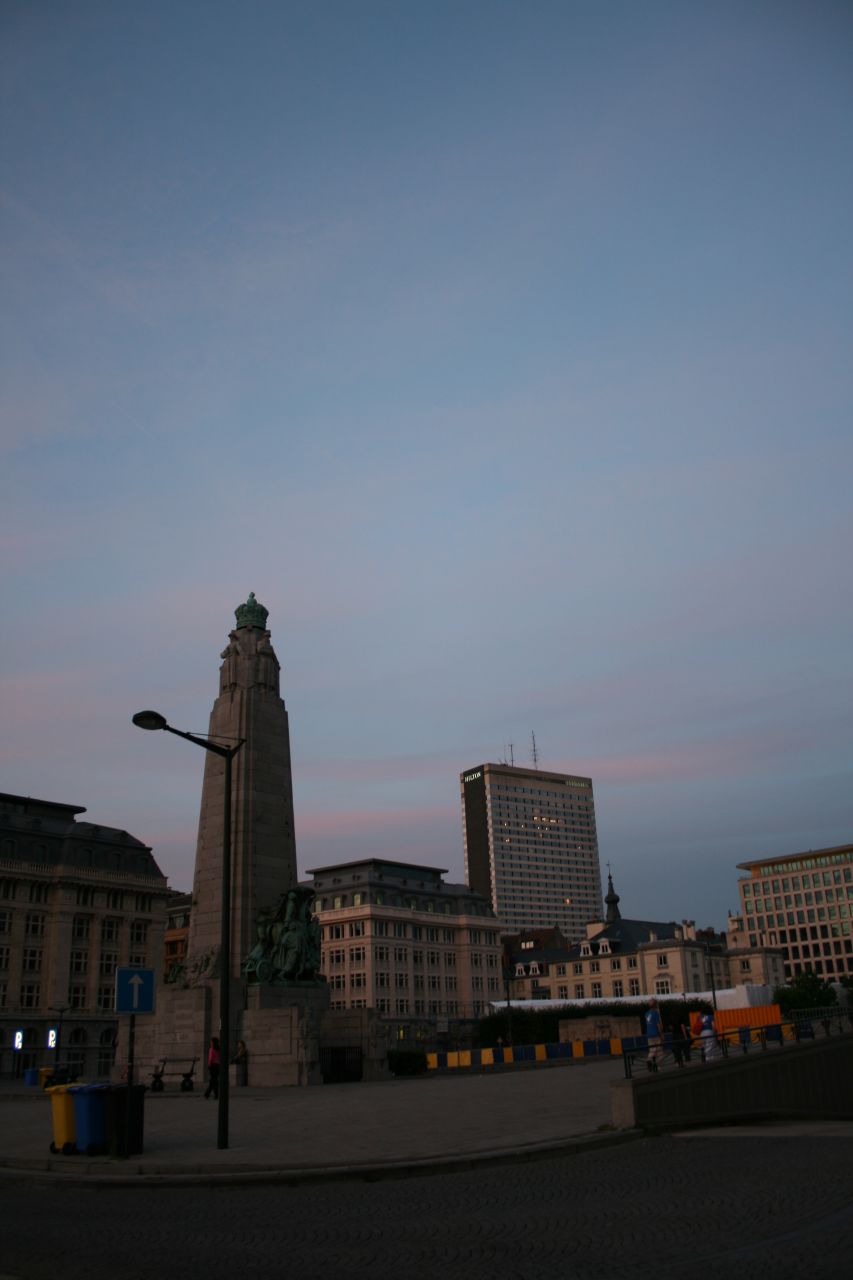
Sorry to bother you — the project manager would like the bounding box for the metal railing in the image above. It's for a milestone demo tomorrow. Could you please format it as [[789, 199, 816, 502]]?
[[623, 1010, 853, 1079]]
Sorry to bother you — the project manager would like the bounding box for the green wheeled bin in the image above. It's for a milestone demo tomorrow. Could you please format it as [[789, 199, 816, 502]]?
[[107, 1084, 146, 1157], [46, 1084, 78, 1154]]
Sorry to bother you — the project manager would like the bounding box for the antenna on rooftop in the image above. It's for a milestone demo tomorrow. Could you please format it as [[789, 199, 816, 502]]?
[[531, 731, 539, 769], [509, 741, 514, 766]]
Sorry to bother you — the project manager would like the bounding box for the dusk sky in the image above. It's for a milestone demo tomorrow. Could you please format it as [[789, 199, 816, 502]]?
[[2, 1, 852, 932]]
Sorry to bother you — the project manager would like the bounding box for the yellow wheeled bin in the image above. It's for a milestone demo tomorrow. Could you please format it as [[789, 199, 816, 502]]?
[[46, 1084, 77, 1154]]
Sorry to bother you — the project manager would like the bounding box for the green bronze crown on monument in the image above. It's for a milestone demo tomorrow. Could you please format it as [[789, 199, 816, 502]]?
[[234, 592, 269, 630]]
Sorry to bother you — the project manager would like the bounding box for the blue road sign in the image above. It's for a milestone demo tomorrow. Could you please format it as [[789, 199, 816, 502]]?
[[115, 967, 156, 1015]]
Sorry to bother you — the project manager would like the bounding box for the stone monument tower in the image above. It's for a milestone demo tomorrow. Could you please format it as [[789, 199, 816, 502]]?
[[127, 595, 389, 1087], [185, 592, 297, 983]]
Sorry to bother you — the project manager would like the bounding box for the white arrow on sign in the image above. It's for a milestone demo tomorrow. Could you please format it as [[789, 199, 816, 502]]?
[[129, 973, 144, 1009]]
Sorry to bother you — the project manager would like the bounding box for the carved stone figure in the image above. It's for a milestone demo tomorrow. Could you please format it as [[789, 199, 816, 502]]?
[[243, 887, 324, 985]]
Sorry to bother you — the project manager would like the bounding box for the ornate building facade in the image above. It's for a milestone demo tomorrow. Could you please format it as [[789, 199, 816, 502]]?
[[505, 876, 785, 1003], [0, 792, 169, 1078], [308, 858, 503, 1033]]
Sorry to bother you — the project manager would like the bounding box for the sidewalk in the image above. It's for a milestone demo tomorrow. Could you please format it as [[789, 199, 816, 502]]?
[[0, 1059, 634, 1186]]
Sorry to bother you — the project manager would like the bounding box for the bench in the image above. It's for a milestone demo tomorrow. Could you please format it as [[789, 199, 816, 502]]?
[[149, 1057, 198, 1092]]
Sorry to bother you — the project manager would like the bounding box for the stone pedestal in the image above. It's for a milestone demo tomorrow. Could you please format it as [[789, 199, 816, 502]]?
[[242, 983, 330, 1086]]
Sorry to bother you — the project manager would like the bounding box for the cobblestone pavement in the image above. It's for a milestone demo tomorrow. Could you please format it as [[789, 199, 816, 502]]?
[[2, 1135, 851, 1280]]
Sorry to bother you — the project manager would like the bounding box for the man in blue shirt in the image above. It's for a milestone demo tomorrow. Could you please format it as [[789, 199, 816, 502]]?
[[645, 999, 664, 1072]]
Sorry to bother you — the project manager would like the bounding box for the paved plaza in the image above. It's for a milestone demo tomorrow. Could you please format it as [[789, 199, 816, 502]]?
[[2, 1062, 852, 1279], [0, 1060, 628, 1183]]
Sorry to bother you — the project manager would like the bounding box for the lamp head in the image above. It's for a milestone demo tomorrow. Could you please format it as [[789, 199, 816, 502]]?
[[132, 710, 168, 731]]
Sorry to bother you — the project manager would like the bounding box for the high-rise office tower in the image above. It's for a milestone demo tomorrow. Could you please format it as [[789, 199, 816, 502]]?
[[461, 763, 603, 938]]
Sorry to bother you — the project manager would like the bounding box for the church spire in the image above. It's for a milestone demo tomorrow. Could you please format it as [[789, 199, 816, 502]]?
[[605, 869, 621, 923]]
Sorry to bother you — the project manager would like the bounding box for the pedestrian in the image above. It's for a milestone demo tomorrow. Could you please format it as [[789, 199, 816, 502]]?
[[644, 999, 664, 1072], [679, 1019, 693, 1062], [204, 1036, 221, 1099], [669, 1020, 685, 1068], [698, 1011, 719, 1062], [231, 1038, 249, 1086]]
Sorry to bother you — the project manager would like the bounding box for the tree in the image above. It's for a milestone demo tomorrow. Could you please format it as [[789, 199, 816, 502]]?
[[773, 972, 837, 1015]]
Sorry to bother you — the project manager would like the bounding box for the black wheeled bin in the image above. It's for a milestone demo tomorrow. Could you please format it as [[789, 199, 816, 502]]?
[[69, 1084, 110, 1155], [107, 1084, 146, 1157]]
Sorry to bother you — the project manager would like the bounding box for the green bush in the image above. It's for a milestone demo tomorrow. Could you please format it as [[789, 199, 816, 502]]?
[[387, 1048, 428, 1076]]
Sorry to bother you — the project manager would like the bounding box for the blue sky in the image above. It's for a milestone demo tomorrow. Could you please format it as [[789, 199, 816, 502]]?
[[2, 1, 852, 930]]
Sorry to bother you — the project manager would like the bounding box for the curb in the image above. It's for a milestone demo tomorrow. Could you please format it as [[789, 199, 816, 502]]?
[[0, 1127, 645, 1189]]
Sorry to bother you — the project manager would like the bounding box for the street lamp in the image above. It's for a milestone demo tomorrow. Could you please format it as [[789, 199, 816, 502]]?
[[132, 710, 244, 1150], [49, 1005, 68, 1065]]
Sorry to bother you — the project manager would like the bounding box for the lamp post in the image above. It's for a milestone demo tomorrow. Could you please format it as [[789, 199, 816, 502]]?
[[49, 1005, 68, 1067], [133, 710, 244, 1150]]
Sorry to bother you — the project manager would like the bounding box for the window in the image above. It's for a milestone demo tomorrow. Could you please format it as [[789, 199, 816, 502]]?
[[591, 981, 602, 998], [427, 950, 440, 967], [23, 948, 42, 973], [101, 918, 120, 944], [574, 983, 584, 999], [0, 910, 9, 934], [556, 964, 567, 976], [20, 983, 40, 1008], [654, 978, 671, 996], [107, 890, 124, 909], [0, 946, 9, 970], [394, 923, 407, 938], [573, 962, 583, 975], [610, 957, 621, 971], [0, 879, 17, 900], [330, 924, 344, 940], [70, 951, 88, 975], [612, 979, 623, 997], [135, 894, 152, 912], [73, 916, 92, 941], [25, 913, 45, 937], [128, 954, 146, 968], [627, 957, 638, 970], [376, 972, 390, 988], [427, 927, 439, 942], [374, 945, 389, 963], [629, 978, 640, 996], [351, 972, 366, 989], [352, 893, 363, 907], [411, 926, 423, 941], [350, 946, 365, 964], [76, 887, 94, 906], [29, 883, 49, 903], [395, 972, 408, 988], [69, 985, 87, 1009], [99, 952, 118, 978], [97, 985, 113, 1011], [348, 922, 364, 938], [374, 921, 388, 937], [130, 921, 148, 947], [657, 954, 668, 968], [590, 960, 600, 974]]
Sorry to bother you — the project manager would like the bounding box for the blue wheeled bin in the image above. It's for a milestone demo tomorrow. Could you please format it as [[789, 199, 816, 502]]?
[[69, 1084, 110, 1155], [107, 1084, 146, 1157]]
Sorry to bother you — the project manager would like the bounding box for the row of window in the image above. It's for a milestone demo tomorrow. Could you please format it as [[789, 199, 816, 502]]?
[[0, 880, 155, 911], [0, 913, 149, 942]]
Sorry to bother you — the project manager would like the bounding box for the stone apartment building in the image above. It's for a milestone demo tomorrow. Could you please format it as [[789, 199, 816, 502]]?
[[506, 875, 786, 1002], [0, 792, 170, 1078], [308, 858, 503, 1033]]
